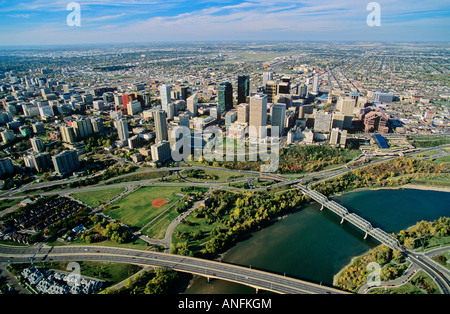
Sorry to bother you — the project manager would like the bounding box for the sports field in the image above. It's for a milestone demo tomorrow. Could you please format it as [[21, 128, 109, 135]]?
[[104, 186, 183, 229]]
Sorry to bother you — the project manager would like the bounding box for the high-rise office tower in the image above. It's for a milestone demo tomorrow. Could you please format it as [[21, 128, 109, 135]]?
[[249, 94, 268, 138], [93, 100, 105, 111], [178, 113, 190, 129], [237, 103, 249, 124], [1, 129, 14, 144], [151, 141, 171, 162], [60, 126, 76, 144], [265, 81, 278, 103], [153, 110, 168, 142], [32, 152, 53, 173], [122, 94, 132, 111], [278, 76, 291, 94], [127, 100, 142, 116], [314, 111, 332, 133], [103, 92, 114, 104], [160, 84, 171, 112], [180, 86, 191, 101], [337, 97, 356, 116], [30, 137, 44, 152], [114, 94, 123, 108], [114, 118, 129, 141], [225, 111, 237, 126], [143, 92, 152, 108], [336, 96, 356, 129], [167, 102, 176, 120], [299, 84, 307, 98], [299, 104, 315, 119], [52, 150, 79, 176], [72, 118, 93, 140], [262, 72, 273, 87], [187, 93, 198, 117], [330, 128, 348, 147], [332, 112, 345, 130], [218, 82, 233, 112], [90, 116, 103, 133], [312, 74, 319, 95], [210, 106, 221, 120], [0, 158, 14, 176], [271, 104, 286, 137], [237, 75, 250, 104]]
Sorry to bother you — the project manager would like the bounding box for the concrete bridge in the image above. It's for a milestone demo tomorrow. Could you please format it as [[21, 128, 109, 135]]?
[[0, 245, 347, 294]]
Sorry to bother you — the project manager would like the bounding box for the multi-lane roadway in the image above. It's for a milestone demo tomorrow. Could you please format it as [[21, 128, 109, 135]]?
[[0, 245, 347, 294]]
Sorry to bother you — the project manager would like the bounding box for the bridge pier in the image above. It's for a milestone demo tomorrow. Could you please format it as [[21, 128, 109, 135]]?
[[320, 204, 324, 211], [340, 217, 345, 224], [364, 233, 368, 240], [256, 288, 259, 294], [207, 277, 210, 283]]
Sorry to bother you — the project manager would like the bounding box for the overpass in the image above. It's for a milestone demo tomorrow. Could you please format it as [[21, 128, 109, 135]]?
[[261, 174, 402, 251], [0, 245, 347, 294]]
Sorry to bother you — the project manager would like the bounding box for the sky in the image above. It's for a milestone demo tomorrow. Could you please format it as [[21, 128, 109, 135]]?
[[0, 0, 449, 46]]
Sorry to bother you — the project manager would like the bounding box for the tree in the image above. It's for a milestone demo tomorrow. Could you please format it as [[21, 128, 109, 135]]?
[[403, 237, 415, 249], [376, 246, 392, 265]]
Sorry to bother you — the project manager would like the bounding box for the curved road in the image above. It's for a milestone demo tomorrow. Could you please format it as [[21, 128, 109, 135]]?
[[0, 244, 347, 295]]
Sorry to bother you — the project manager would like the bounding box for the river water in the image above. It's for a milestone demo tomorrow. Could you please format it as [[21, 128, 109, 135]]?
[[183, 188, 450, 294]]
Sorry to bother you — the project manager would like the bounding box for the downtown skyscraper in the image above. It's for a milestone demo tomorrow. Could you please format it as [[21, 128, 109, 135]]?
[[249, 94, 268, 138], [218, 82, 233, 112], [237, 75, 250, 104], [160, 84, 171, 112]]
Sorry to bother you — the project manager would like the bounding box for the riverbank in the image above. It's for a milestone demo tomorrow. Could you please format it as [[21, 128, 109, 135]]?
[[332, 213, 450, 293], [183, 184, 450, 294], [330, 183, 450, 199]]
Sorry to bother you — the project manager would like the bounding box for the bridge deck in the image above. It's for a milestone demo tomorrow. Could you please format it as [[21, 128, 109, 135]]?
[[0, 245, 347, 294]]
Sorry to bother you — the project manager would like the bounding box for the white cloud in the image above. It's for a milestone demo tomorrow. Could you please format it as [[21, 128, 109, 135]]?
[[0, 0, 448, 45], [87, 13, 126, 22]]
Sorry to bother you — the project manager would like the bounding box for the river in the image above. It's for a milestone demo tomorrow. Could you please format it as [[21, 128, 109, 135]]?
[[183, 188, 450, 294]]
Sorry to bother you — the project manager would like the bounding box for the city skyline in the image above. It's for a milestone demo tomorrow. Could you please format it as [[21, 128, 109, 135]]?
[[0, 0, 449, 46]]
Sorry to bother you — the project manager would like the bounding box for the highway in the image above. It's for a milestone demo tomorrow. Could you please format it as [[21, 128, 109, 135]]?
[[0, 245, 348, 295], [1, 143, 448, 294], [404, 250, 450, 294]]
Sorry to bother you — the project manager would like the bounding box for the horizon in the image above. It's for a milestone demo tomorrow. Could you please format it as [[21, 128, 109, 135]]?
[[0, 39, 449, 50], [0, 0, 449, 47]]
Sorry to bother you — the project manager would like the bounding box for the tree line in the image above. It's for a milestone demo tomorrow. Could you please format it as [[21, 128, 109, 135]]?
[[335, 217, 449, 293], [171, 188, 309, 257], [312, 157, 447, 196]]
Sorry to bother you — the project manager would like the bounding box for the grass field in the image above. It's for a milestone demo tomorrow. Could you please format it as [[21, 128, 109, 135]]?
[[410, 173, 450, 187], [0, 198, 21, 212], [172, 213, 228, 252], [409, 136, 450, 148], [71, 187, 126, 208], [181, 168, 251, 182], [140, 206, 181, 239], [104, 170, 171, 185], [104, 186, 183, 230]]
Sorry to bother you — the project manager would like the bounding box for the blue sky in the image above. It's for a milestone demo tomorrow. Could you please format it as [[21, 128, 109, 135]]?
[[0, 0, 449, 46]]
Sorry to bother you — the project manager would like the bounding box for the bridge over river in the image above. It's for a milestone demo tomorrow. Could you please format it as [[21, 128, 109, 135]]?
[[0, 245, 347, 294], [296, 185, 402, 251], [262, 174, 403, 251]]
